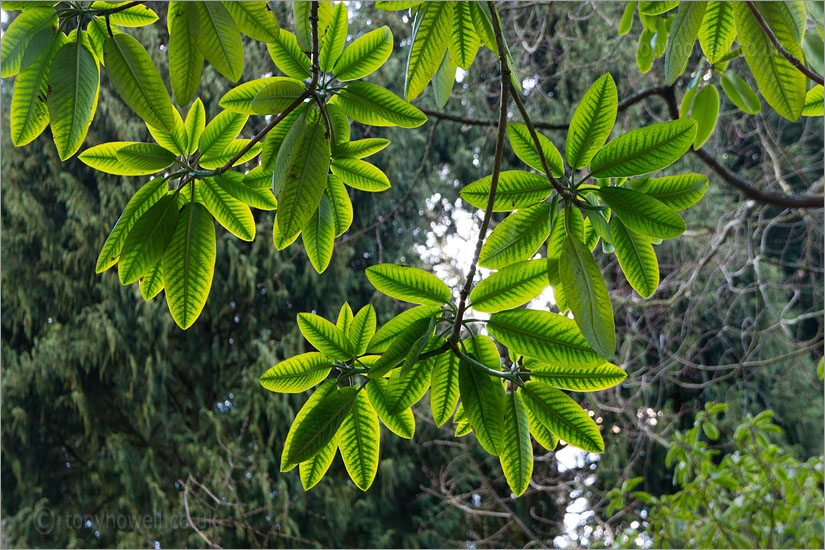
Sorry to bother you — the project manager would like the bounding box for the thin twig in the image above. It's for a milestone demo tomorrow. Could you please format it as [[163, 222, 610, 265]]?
[[745, 1, 824, 85], [450, 2, 511, 344]]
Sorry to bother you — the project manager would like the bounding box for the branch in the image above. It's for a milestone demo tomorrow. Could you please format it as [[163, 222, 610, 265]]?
[[745, 1, 824, 85], [420, 108, 568, 131], [659, 86, 823, 209], [450, 2, 511, 344]]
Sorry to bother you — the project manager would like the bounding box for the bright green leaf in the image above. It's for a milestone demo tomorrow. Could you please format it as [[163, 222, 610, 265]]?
[[189, 1, 244, 82], [664, 1, 706, 84], [430, 351, 460, 427], [260, 352, 333, 394], [326, 174, 353, 237], [338, 390, 380, 491], [559, 235, 616, 358], [210, 172, 277, 210], [478, 203, 552, 270], [610, 217, 660, 298], [589, 119, 698, 178], [519, 382, 604, 453], [298, 312, 354, 360], [507, 122, 565, 176], [458, 353, 505, 455], [184, 98, 206, 155], [368, 305, 442, 354], [469, 259, 551, 313], [566, 73, 618, 170], [267, 30, 311, 80], [302, 194, 336, 274], [690, 84, 719, 148], [526, 358, 627, 391], [349, 304, 377, 356], [335, 81, 428, 128], [196, 176, 256, 241], [802, 84, 824, 116], [250, 79, 306, 115], [47, 42, 99, 160], [167, 2, 203, 106], [286, 386, 358, 466], [91, 1, 158, 27], [629, 173, 708, 210], [330, 157, 391, 192], [115, 143, 176, 173], [162, 202, 216, 330], [333, 26, 393, 81], [500, 391, 533, 496], [118, 194, 179, 285], [699, 1, 737, 63], [320, 2, 348, 72], [719, 70, 762, 114], [487, 309, 606, 368], [281, 380, 338, 471], [449, 1, 480, 70], [366, 264, 451, 305], [366, 378, 415, 439], [599, 187, 686, 239], [405, 1, 453, 101], [1, 7, 56, 78], [222, 1, 279, 42]]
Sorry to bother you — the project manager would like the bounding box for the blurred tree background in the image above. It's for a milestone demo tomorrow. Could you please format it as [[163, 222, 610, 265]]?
[[1, 2, 822, 548]]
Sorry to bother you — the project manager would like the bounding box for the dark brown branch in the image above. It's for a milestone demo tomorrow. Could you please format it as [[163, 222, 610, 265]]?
[[421, 108, 568, 131], [745, 1, 824, 85], [450, 2, 511, 344]]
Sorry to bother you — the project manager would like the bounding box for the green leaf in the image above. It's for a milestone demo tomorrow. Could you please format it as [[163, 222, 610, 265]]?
[[210, 172, 277, 210], [664, 1, 706, 84], [79, 141, 151, 176], [459, 170, 553, 212], [519, 382, 604, 453], [375, 1, 423, 10], [162, 203, 216, 330], [260, 352, 333, 394], [277, 114, 330, 241], [405, 1, 453, 101], [184, 98, 206, 155], [96, 177, 167, 273], [46, 42, 99, 161], [507, 123, 565, 176], [619, 2, 637, 35], [271, 111, 308, 195], [526, 405, 558, 451], [299, 432, 338, 491], [636, 28, 655, 73], [267, 30, 311, 80], [803, 31, 825, 77], [332, 138, 391, 159], [559, 235, 616, 358], [222, 1, 279, 42], [333, 26, 393, 81], [366, 378, 415, 439], [198, 110, 247, 158], [368, 305, 442, 354], [91, 1, 158, 26], [366, 264, 451, 305], [566, 73, 618, 170], [286, 386, 359, 466], [526, 359, 627, 391], [189, 1, 244, 82], [465, 335, 501, 369], [115, 143, 176, 173], [478, 203, 552, 270], [167, 2, 203, 107], [293, 1, 332, 52], [368, 317, 436, 378], [1, 7, 56, 78], [599, 187, 686, 239], [320, 2, 348, 72], [449, 1, 480, 70], [196, 177, 255, 241], [638, 1, 679, 15], [8, 29, 66, 147], [733, 2, 806, 120], [699, 1, 737, 64], [629, 173, 708, 211], [719, 71, 762, 114], [500, 391, 533, 496], [118, 194, 180, 285], [469, 1, 497, 52], [349, 304, 377, 356], [802, 84, 824, 116], [326, 174, 353, 237], [458, 353, 505, 455], [302, 194, 336, 274], [198, 139, 262, 169], [610, 217, 659, 298], [338, 390, 380, 491], [220, 77, 286, 114], [469, 259, 551, 313], [385, 343, 436, 413], [487, 309, 605, 368], [589, 119, 698, 178], [281, 380, 338, 471], [139, 261, 164, 301], [147, 107, 187, 156], [250, 79, 306, 115], [690, 85, 719, 148], [335, 81, 428, 128], [432, 50, 457, 108], [336, 302, 354, 334], [104, 33, 175, 132], [430, 351, 460, 427], [298, 312, 354, 360], [330, 158, 391, 192]]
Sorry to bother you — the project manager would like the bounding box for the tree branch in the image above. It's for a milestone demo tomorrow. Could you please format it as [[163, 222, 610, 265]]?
[[745, 1, 824, 85], [450, 2, 511, 344]]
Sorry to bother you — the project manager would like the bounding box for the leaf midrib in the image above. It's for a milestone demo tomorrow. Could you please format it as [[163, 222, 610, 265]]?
[[488, 315, 595, 355], [593, 122, 693, 175]]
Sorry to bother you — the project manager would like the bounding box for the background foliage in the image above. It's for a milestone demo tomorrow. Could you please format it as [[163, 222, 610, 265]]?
[[2, 1, 823, 548]]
